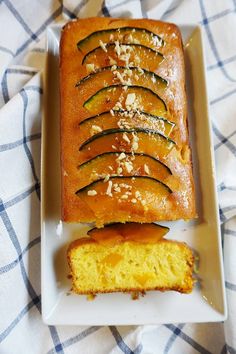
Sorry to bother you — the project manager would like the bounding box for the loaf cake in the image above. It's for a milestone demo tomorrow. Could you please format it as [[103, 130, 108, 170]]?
[[67, 224, 194, 294], [60, 18, 196, 226]]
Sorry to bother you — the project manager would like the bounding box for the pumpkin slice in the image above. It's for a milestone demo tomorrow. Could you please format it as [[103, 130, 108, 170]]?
[[79, 128, 176, 161], [76, 66, 167, 96], [88, 222, 170, 245], [77, 152, 172, 189], [76, 176, 172, 223], [83, 85, 167, 116], [77, 27, 164, 54], [82, 43, 164, 72], [79, 110, 175, 140]]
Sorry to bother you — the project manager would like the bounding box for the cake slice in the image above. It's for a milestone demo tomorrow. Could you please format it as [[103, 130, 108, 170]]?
[[67, 236, 194, 295]]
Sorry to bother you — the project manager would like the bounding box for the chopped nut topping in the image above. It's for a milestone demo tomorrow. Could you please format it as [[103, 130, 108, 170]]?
[[131, 154, 135, 160], [125, 93, 136, 106], [112, 145, 117, 150], [117, 118, 131, 129], [125, 68, 132, 77], [90, 125, 102, 135], [114, 41, 134, 67], [124, 161, 133, 173], [87, 190, 97, 196], [126, 34, 133, 42], [117, 167, 123, 174], [124, 93, 140, 111], [152, 36, 162, 47], [111, 64, 117, 71], [113, 70, 125, 84], [120, 183, 132, 189], [114, 186, 121, 193], [121, 194, 128, 199], [144, 164, 150, 174], [113, 70, 132, 85], [151, 75, 156, 83], [122, 133, 130, 144], [103, 80, 108, 87], [109, 57, 117, 66], [99, 40, 107, 52], [86, 63, 95, 73], [91, 170, 99, 179], [131, 198, 137, 203], [114, 41, 121, 56], [103, 175, 110, 183], [117, 152, 126, 161], [106, 180, 113, 196], [113, 101, 123, 110], [131, 133, 139, 151]]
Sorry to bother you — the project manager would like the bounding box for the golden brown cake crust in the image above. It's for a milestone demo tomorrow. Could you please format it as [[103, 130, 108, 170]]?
[[60, 18, 196, 224]]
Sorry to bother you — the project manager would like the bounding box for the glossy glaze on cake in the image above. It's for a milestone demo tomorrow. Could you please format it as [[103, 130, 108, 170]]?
[[60, 18, 196, 226]]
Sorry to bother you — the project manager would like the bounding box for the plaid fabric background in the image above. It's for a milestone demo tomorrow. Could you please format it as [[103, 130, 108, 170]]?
[[0, 0, 236, 353]]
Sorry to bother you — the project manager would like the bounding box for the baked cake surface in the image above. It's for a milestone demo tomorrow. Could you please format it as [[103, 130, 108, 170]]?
[[60, 18, 196, 226]]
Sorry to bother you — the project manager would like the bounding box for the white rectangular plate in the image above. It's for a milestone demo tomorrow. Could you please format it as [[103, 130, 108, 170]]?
[[41, 23, 227, 325]]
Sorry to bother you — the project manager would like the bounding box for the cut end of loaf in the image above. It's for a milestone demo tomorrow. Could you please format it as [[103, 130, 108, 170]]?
[[67, 239, 194, 295]]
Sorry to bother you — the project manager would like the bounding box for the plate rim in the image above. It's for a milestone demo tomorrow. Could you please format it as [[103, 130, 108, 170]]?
[[41, 22, 227, 325]]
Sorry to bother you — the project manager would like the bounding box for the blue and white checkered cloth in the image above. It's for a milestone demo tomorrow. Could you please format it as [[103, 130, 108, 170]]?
[[0, 0, 236, 353]]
